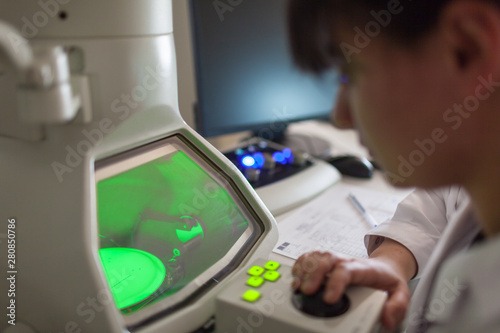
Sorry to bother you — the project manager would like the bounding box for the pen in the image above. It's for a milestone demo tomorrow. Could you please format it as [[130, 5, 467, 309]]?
[[348, 193, 378, 228]]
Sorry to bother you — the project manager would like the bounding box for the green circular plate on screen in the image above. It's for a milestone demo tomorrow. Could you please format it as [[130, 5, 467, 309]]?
[[99, 247, 166, 309]]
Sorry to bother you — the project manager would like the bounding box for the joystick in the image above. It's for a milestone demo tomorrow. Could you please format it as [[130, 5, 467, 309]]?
[[291, 285, 350, 318]]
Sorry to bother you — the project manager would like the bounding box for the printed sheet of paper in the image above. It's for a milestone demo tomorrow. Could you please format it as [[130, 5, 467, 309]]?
[[273, 183, 412, 259]]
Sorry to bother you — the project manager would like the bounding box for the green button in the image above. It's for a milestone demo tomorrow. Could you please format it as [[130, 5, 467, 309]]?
[[264, 261, 280, 271], [242, 289, 261, 302], [263, 270, 280, 282], [248, 266, 265, 276], [247, 276, 264, 288]]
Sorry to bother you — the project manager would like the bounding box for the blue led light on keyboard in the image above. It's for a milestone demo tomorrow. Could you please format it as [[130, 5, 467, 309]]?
[[241, 155, 256, 168], [272, 151, 286, 165], [253, 152, 265, 168], [283, 148, 294, 163]]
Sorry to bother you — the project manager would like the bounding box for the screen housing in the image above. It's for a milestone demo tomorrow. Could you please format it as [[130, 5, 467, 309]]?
[[94, 134, 265, 329]]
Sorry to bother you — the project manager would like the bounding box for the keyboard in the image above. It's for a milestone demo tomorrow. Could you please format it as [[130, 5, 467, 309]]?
[[224, 138, 341, 215]]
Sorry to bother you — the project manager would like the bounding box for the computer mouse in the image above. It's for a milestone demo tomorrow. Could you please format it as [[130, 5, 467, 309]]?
[[291, 285, 350, 318], [325, 155, 374, 179]]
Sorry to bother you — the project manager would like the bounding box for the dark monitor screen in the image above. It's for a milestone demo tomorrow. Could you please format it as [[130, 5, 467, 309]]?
[[190, 0, 339, 140]]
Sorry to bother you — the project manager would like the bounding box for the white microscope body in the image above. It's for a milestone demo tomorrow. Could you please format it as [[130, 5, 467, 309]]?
[[0, 1, 277, 332]]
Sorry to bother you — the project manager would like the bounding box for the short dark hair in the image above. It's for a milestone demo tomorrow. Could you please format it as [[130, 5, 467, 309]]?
[[287, 0, 500, 73]]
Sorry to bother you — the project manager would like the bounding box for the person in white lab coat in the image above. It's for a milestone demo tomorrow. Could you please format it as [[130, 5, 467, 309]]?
[[287, 0, 500, 332]]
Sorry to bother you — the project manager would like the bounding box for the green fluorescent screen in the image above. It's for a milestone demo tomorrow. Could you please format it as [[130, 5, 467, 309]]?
[[96, 143, 250, 313], [99, 247, 166, 309]]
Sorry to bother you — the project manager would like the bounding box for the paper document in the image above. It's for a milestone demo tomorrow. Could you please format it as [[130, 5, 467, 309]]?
[[273, 183, 412, 259]]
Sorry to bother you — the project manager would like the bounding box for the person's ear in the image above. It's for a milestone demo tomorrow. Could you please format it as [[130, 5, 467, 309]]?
[[440, 0, 500, 92], [331, 84, 354, 129]]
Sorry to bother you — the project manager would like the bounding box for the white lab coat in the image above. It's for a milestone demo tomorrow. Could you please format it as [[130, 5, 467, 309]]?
[[364, 186, 500, 332]]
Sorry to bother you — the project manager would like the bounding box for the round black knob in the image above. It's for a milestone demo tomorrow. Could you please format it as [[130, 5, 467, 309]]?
[[291, 286, 350, 318]]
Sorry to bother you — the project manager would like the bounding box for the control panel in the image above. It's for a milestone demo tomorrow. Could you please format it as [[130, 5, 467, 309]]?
[[224, 138, 312, 188], [215, 259, 386, 333], [223, 138, 342, 215]]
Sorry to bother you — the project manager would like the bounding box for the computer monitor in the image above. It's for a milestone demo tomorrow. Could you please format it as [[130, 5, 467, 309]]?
[[190, 0, 339, 143]]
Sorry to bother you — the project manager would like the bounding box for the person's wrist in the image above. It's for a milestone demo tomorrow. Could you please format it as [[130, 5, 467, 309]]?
[[369, 241, 417, 281]]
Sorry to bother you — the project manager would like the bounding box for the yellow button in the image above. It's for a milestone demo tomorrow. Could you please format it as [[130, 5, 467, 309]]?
[[248, 266, 265, 276], [242, 289, 261, 302], [264, 261, 280, 271], [263, 270, 280, 282], [247, 276, 265, 288]]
